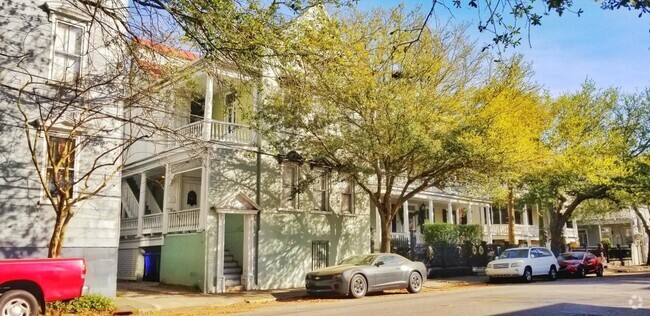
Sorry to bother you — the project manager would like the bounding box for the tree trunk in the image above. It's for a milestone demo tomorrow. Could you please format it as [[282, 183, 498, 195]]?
[[507, 186, 515, 245], [548, 211, 567, 256], [378, 202, 395, 253], [48, 213, 66, 258]]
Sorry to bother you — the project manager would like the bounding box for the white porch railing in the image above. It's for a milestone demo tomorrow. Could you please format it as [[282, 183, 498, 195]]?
[[168, 208, 201, 233], [485, 224, 540, 238], [142, 213, 163, 234], [121, 184, 139, 218], [173, 120, 256, 146], [392, 232, 426, 245], [120, 218, 138, 236], [563, 227, 578, 238]]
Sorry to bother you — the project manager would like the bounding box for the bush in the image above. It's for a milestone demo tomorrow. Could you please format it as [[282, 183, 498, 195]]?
[[457, 224, 483, 244], [422, 223, 459, 245], [47, 294, 114, 315]]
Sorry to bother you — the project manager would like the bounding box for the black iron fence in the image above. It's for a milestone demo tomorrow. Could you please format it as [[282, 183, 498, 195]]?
[[311, 240, 330, 270]]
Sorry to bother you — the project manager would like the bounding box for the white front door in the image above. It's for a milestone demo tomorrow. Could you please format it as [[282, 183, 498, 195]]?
[[181, 179, 201, 210]]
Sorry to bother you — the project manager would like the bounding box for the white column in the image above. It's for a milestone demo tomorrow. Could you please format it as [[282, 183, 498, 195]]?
[[428, 199, 434, 223], [162, 165, 170, 234], [597, 224, 602, 242], [447, 200, 454, 224], [242, 214, 256, 290], [523, 205, 529, 226], [467, 203, 473, 224], [199, 157, 210, 230], [402, 200, 409, 233], [215, 212, 225, 293], [487, 205, 493, 243], [137, 173, 147, 237], [203, 75, 214, 140], [479, 205, 485, 226]]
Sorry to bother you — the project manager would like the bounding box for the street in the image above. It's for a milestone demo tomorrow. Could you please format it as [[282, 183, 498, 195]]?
[[240, 273, 650, 316]]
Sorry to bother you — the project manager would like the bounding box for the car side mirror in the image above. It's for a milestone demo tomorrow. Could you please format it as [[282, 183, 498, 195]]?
[[375, 261, 385, 267]]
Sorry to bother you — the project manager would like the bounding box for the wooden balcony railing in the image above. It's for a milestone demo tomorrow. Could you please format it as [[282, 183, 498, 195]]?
[[173, 120, 256, 146], [119, 208, 201, 236]]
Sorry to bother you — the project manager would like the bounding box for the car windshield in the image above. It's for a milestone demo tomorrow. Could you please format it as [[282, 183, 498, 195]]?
[[558, 253, 584, 260], [498, 249, 529, 259], [338, 255, 377, 266]]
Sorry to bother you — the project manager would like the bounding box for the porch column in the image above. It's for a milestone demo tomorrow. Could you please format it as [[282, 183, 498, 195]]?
[[215, 212, 226, 293], [479, 205, 485, 226], [467, 203, 473, 224], [456, 207, 461, 225], [137, 173, 147, 237], [402, 200, 409, 233], [428, 199, 434, 223], [597, 224, 602, 242], [447, 200, 454, 224], [242, 214, 257, 290], [199, 159, 210, 230], [203, 75, 214, 140], [523, 205, 529, 226], [487, 205, 493, 243], [162, 164, 170, 234]]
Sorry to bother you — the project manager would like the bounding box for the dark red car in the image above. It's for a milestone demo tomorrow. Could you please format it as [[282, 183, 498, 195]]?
[[557, 251, 604, 278]]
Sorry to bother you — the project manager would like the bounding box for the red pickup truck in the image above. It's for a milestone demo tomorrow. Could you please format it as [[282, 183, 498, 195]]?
[[0, 258, 88, 316]]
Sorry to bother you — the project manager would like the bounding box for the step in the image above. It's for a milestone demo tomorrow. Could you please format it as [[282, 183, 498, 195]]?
[[224, 255, 235, 262], [224, 273, 241, 280], [224, 267, 242, 274], [224, 275, 241, 286], [225, 285, 244, 292], [224, 261, 238, 268]]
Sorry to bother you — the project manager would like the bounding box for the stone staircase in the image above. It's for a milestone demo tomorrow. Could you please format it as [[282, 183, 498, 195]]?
[[224, 249, 243, 292]]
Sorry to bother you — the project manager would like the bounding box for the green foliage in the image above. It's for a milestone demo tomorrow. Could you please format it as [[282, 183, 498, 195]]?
[[47, 295, 114, 315], [457, 224, 484, 244], [422, 223, 459, 245], [600, 237, 612, 248], [423, 223, 483, 246]]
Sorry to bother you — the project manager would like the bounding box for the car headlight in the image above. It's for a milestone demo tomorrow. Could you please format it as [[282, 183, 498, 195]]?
[[510, 262, 523, 268], [487, 263, 493, 268]]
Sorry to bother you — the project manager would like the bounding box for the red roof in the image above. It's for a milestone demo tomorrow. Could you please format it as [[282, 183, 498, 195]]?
[[135, 38, 200, 61]]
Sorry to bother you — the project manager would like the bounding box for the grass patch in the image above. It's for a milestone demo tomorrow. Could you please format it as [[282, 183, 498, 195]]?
[[47, 294, 114, 315]]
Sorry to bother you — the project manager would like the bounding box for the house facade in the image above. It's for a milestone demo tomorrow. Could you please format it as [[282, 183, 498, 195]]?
[[577, 208, 649, 265], [117, 60, 370, 292], [0, 0, 127, 297]]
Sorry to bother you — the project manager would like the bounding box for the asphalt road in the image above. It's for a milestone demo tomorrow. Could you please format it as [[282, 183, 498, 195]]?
[[241, 273, 650, 316]]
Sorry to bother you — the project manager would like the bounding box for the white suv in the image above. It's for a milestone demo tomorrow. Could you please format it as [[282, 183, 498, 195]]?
[[485, 247, 559, 282]]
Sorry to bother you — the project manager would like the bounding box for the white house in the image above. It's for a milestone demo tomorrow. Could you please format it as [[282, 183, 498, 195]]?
[[0, 0, 128, 297]]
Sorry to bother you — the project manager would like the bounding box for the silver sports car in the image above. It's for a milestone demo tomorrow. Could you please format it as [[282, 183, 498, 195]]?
[[305, 253, 427, 298]]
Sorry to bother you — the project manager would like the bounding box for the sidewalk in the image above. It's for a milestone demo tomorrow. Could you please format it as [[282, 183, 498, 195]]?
[[114, 276, 487, 314]]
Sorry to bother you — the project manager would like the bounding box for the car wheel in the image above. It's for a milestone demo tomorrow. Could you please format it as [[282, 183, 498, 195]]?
[[522, 267, 533, 283], [548, 266, 557, 281], [578, 266, 586, 278], [407, 272, 422, 294], [0, 289, 39, 316], [596, 265, 604, 277], [349, 274, 367, 299], [488, 277, 496, 284]]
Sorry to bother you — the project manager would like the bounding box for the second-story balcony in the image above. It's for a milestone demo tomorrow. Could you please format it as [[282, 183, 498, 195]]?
[[174, 120, 257, 146]]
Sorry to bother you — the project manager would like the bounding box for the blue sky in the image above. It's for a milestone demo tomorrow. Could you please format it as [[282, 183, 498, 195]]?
[[357, 1, 650, 95]]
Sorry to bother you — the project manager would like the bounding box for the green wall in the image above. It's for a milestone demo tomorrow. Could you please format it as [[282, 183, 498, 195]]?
[[224, 214, 244, 266], [160, 233, 205, 290]]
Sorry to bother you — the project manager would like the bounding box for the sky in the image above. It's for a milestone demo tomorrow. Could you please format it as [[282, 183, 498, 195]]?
[[356, 1, 650, 96]]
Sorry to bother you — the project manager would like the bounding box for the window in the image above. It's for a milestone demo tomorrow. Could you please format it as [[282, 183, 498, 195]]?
[[190, 97, 205, 123], [340, 176, 354, 214], [313, 169, 329, 211], [281, 163, 299, 209], [45, 135, 76, 199], [311, 240, 329, 270], [51, 20, 84, 82], [515, 210, 522, 224], [527, 207, 534, 225], [566, 221, 574, 228]]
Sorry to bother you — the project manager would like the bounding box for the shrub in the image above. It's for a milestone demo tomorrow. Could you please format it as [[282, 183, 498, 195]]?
[[422, 223, 459, 245], [457, 224, 483, 244], [47, 294, 114, 315]]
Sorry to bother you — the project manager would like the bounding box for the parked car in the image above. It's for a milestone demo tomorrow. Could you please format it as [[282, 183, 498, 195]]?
[[305, 253, 427, 298], [0, 258, 88, 316], [557, 251, 604, 278], [485, 247, 559, 283]]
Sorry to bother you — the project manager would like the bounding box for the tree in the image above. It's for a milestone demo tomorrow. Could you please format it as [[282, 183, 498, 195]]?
[[427, 1, 650, 49], [521, 83, 648, 254], [255, 7, 550, 252]]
